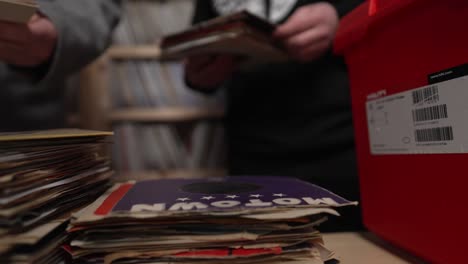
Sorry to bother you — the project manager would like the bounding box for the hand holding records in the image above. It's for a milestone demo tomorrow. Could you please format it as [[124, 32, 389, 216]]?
[[0, 0, 37, 23], [161, 4, 338, 64], [166, 10, 287, 91], [273, 3, 340, 62], [159, 11, 289, 64], [67, 176, 358, 263], [0, 0, 58, 67], [182, 5, 340, 91]]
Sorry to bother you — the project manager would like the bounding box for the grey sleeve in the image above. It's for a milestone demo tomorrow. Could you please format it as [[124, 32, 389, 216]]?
[[36, 0, 122, 86]]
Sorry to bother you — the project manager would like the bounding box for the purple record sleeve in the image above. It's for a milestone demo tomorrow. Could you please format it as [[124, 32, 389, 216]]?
[[108, 176, 355, 214]]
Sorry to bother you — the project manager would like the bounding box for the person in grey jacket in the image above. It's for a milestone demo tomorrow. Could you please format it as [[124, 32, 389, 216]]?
[[0, 0, 121, 131]]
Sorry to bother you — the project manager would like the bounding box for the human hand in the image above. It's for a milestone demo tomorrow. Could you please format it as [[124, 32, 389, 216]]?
[[184, 55, 240, 90], [274, 2, 339, 62], [0, 13, 58, 67]]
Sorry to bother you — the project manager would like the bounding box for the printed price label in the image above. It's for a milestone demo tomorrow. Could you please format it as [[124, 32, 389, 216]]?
[[366, 64, 468, 155]]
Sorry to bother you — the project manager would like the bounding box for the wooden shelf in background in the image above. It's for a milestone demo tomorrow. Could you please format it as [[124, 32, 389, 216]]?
[[109, 107, 225, 123], [107, 45, 162, 60], [115, 169, 227, 182]]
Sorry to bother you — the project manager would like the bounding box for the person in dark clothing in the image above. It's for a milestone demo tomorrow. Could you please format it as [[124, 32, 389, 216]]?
[[185, 0, 364, 231]]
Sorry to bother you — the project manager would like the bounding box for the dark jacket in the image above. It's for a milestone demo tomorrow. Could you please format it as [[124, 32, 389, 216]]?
[[190, 0, 364, 231]]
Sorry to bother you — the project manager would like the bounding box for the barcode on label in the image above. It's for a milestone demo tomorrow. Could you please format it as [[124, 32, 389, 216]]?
[[412, 85, 439, 105], [415, 126, 454, 142], [412, 104, 448, 122]]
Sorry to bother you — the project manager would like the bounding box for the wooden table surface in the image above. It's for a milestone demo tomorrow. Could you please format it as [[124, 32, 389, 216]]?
[[322, 232, 428, 264]]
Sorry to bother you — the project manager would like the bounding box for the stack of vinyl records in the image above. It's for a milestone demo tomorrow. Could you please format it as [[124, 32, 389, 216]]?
[[0, 129, 114, 263], [67, 176, 357, 263]]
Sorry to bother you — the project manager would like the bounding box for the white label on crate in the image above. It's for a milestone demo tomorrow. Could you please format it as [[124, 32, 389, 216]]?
[[366, 74, 468, 155]]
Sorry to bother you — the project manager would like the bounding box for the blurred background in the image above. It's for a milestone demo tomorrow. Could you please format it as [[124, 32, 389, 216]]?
[[66, 0, 227, 181]]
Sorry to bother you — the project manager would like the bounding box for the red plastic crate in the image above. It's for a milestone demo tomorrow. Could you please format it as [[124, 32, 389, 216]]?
[[335, 0, 468, 263]]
